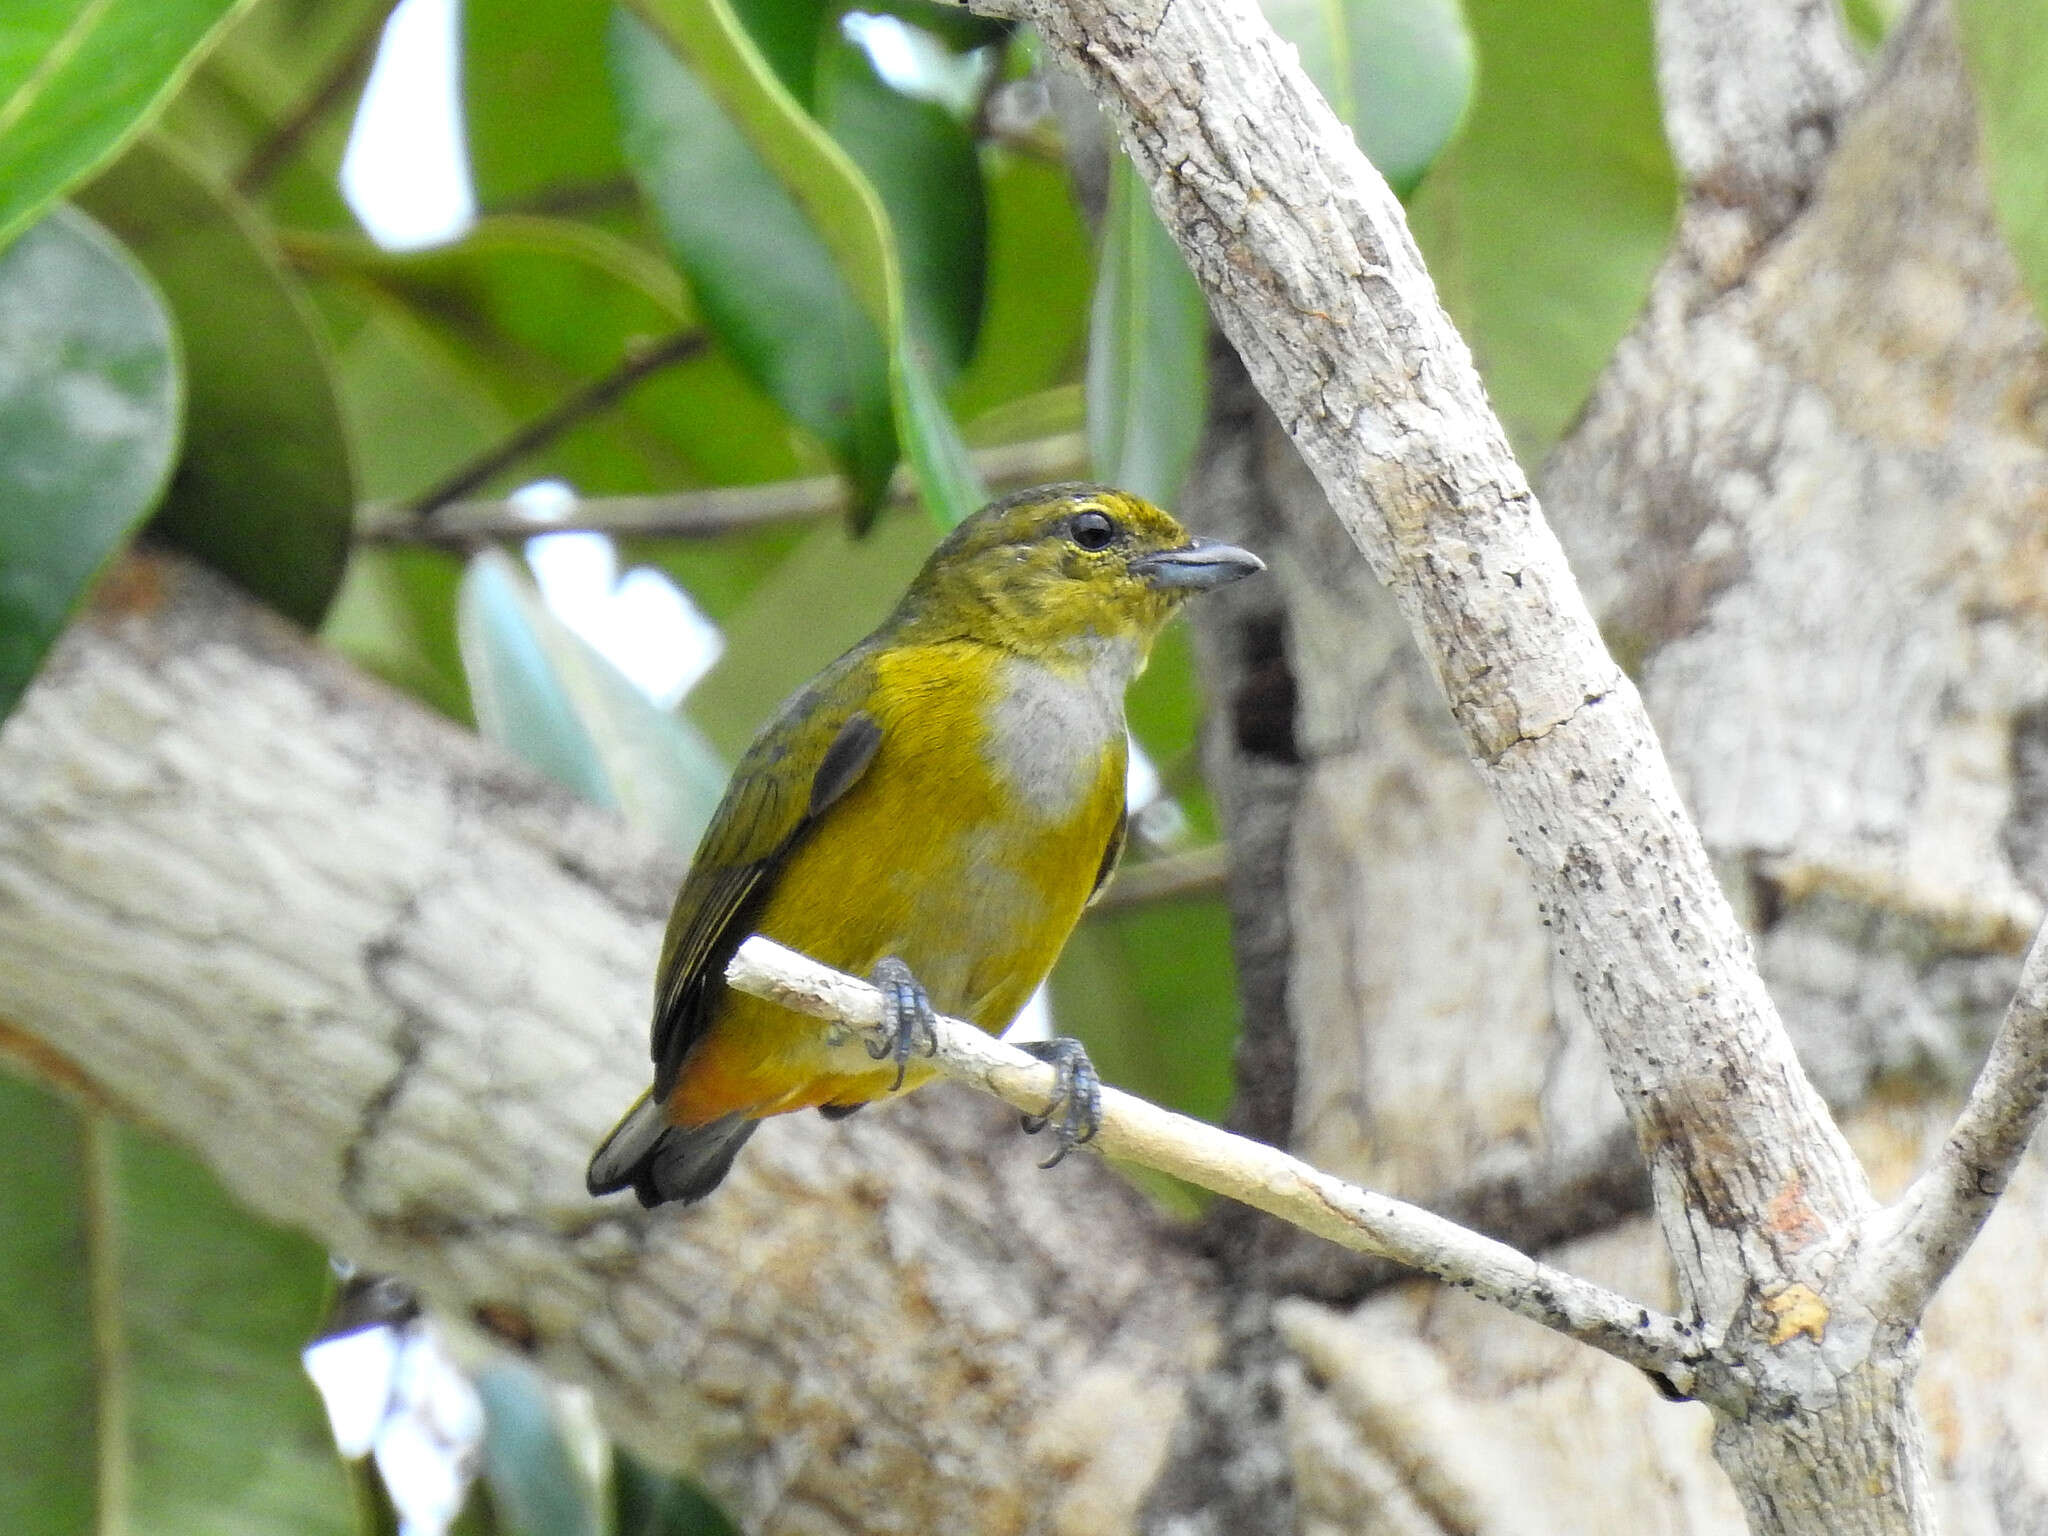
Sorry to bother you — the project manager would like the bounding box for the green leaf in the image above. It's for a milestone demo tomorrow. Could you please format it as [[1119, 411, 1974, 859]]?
[[0, 206, 180, 720], [294, 217, 806, 500], [0, 0, 255, 251], [612, 1450, 740, 1536], [474, 1362, 601, 1536], [314, 276, 517, 505], [1405, 0, 1675, 461], [948, 150, 1093, 429], [1086, 155, 1209, 508], [78, 136, 355, 628], [610, 6, 897, 513], [725, 0, 828, 108], [0, 1070, 351, 1536], [1957, 0, 2048, 331], [1052, 895, 1241, 1125], [322, 545, 474, 724], [617, 0, 985, 527], [464, 0, 637, 224], [458, 548, 728, 854], [816, 29, 986, 380], [1257, 0, 1473, 196]]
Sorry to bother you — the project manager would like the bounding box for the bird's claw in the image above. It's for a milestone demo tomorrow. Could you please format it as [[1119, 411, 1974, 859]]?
[[1016, 1037, 1101, 1167], [868, 957, 937, 1091]]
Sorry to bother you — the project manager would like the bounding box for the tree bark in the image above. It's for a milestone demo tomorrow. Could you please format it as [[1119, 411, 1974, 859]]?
[[10, 0, 2048, 1530], [0, 556, 1216, 1536]]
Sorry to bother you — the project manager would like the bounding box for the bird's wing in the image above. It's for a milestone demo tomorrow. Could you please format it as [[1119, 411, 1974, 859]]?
[[1086, 804, 1128, 907], [649, 656, 883, 1102]]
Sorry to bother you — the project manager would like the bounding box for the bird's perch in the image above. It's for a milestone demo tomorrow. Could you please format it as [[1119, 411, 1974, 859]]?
[[724, 934, 1705, 1388]]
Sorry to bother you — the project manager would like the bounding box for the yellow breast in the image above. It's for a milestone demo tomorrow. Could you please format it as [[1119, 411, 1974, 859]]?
[[669, 640, 1127, 1124]]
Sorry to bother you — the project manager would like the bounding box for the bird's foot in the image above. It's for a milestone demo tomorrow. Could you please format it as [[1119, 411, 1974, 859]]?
[[867, 957, 938, 1091], [1016, 1038, 1101, 1167]]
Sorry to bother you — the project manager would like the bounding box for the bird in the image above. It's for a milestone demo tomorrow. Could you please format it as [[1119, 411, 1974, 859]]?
[[586, 482, 1264, 1207]]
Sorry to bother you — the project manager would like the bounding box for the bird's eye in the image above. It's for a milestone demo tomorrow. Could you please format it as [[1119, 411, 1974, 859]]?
[[1070, 509, 1117, 551]]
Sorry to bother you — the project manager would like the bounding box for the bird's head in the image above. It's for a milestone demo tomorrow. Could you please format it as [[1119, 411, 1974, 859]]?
[[896, 483, 1264, 672]]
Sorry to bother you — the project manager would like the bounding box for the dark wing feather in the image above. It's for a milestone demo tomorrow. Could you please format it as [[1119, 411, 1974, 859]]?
[[649, 657, 883, 1101], [1086, 804, 1128, 907]]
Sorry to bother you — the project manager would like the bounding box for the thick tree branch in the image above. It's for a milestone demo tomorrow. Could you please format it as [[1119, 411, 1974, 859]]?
[[1655, 0, 1863, 254], [987, 0, 1946, 1521], [0, 555, 1216, 1534], [1860, 919, 2048, 1320], [726, 938, 1705, 1390]]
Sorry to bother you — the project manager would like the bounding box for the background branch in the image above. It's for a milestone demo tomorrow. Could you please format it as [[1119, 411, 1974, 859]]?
[[0, 555, 1217, 1535], [358, 432, 1091, 545], [234, 1, 401, 197], [401, 331, 709, 520], [1861, 918, 2048, 1320]]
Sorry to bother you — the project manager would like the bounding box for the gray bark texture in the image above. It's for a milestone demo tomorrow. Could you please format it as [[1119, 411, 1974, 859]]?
[[5, 0, 2048, 1531], [1162, 0, 2048, 1530]]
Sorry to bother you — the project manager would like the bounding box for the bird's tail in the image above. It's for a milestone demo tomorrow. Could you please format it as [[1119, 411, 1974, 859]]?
[[586, 1092, 758, 1208]]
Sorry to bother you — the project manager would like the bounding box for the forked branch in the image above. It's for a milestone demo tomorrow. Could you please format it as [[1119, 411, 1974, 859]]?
[[1862, 918, 2048, 1320]]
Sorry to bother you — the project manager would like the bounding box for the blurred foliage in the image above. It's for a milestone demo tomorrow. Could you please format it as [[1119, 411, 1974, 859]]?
[[1407, 0, 1676, 463], [0, 207, 180, 715], [1956, 0, 2048, 332], [0, 0, 255, 248], [2, 0, 1964, 1530], [0, 1069, 351, 1536]]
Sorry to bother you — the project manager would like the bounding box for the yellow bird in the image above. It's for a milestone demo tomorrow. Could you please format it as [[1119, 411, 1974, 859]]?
[[587, 484, 1263, 1206]]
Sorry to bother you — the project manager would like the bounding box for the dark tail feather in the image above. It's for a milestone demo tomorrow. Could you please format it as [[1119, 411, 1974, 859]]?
[[586, 1093, 758, 1208]]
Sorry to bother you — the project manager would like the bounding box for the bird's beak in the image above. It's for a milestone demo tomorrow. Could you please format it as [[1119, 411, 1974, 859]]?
[[1131, 538, 1266, 592]]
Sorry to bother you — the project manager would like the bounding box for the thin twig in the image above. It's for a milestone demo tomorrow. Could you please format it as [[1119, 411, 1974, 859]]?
[[358, 433, 1091, 545], [1859, 916, 2048, 1321], [404, 331, 709, 519], [725, 936, 1707, 1390], [235, 0, 400, 197]]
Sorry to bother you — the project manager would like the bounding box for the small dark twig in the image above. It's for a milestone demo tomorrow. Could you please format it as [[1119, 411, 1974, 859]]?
[[235, 1, 401, 198], [405, 330, 708, 520]]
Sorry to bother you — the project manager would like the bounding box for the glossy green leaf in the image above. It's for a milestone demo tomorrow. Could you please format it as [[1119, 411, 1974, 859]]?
[[1086, 155, 1208, 508], [1405, 0, 1675, 460], [1957, 0, 2048, 331], [79, 136, 354, 627], [725, 0, 829, 108], [0, 0, 254, 250], [0, 206, 179, 719], [618, 0, 985, 527], [459, 548, 728, 854], [610, 6, 896, 512], [474, 1362, 601, 1536], [295, 217, 805, 500], [817, 30, 986, 379], [0, 1071, 351, 1536], [1259, 0, 1473, 196], [948, 151, 1093, 429]]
